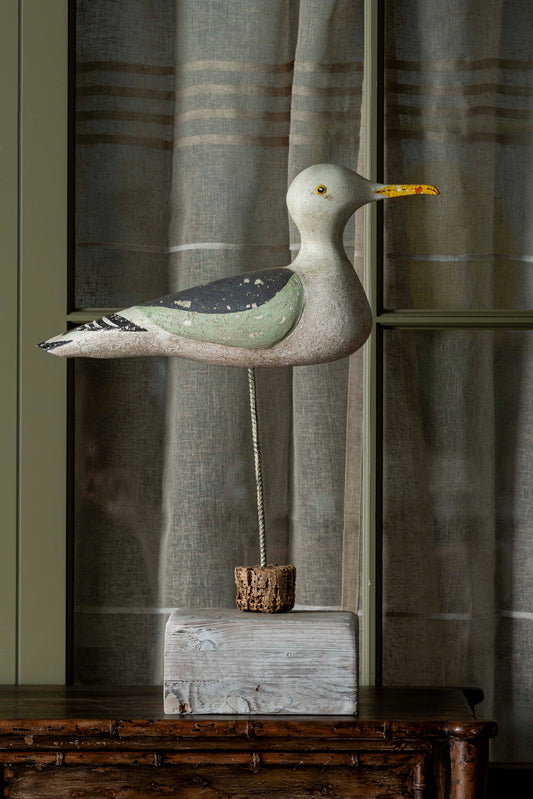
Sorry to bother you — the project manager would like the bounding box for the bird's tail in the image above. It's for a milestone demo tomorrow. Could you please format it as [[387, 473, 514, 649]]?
[[37, 312, 150, 358]]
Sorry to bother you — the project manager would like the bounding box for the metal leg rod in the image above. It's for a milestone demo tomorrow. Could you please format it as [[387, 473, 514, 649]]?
[[247, 367, 266, 567]]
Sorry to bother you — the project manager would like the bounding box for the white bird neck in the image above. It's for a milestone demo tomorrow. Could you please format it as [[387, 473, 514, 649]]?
[[291, 231, 355, 275]]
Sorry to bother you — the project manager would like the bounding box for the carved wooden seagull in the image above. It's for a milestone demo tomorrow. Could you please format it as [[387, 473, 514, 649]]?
[[39, 164, 438, 367]]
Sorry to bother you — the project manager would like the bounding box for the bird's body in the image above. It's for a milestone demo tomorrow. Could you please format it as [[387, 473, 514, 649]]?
[[42, 262, 371, 367], [39, 164, 437, 365]]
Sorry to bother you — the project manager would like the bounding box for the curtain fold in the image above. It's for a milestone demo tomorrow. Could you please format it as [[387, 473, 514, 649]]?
[[159, 0, 365, 614], [287, 1, 365, 606], [73, 0, 176, 684], [74, 0, 366, 685]]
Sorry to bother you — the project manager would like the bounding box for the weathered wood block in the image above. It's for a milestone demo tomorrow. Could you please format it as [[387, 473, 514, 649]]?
[[164, 608, 358, 715]]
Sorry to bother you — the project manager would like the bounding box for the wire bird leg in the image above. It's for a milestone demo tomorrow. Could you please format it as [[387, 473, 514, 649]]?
[[247, 367, 266, 567], [236, 367, 296, 612]]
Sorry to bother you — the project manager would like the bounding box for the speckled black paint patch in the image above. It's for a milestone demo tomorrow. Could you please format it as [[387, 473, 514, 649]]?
[[76, 314, 147, 332], [38, 339, 73, 350], [143, 268, 295, 315]]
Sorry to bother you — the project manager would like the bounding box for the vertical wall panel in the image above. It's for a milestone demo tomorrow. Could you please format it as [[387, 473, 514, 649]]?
[[18, 0, 68, 683], [0, 0, 20, 683]]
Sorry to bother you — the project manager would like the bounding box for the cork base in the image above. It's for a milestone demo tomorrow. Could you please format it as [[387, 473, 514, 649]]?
[[235, 565, 296, 613]]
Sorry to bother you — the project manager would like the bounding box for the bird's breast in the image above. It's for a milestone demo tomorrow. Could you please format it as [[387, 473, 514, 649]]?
[[271, 269, 372, 365]]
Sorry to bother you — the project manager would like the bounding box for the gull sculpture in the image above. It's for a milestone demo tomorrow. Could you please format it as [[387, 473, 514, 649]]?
[[39, 164, 438, 365], [39, 163, 438, 611]]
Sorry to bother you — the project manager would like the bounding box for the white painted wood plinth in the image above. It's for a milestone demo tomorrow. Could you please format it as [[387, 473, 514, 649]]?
[[164, 608, 358, 715]]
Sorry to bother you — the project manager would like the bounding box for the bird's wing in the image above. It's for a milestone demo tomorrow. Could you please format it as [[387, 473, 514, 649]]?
[[135, 267, 304, 350]]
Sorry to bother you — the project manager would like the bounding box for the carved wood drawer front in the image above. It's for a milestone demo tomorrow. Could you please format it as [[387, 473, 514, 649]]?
[[4, 756, 424, 799]]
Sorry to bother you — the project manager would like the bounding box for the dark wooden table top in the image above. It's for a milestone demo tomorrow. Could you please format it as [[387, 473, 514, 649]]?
[[0, 686, 497, 741], [0, 685, 475, 720]]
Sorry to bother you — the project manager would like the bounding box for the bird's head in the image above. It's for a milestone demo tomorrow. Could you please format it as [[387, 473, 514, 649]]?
[[286, 163, 438, 240]]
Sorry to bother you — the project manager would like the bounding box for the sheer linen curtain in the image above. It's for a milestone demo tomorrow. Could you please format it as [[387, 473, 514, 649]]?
[[160, 0, 365, 616], [382, 0, 532, 762], [73, 0, 532, 764], [73, 0, 365, 682]]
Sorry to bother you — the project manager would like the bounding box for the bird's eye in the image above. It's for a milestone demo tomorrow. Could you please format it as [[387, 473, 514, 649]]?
[[315, 184, 327, 195]]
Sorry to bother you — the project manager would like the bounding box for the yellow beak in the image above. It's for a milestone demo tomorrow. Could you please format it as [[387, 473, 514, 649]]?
[[373, 183, 439, 198]]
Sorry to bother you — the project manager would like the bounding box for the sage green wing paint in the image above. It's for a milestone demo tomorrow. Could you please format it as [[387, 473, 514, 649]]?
[[138, 273, 304, 349]]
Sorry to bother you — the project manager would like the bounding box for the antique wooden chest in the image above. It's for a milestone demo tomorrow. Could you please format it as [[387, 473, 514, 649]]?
[[0, 685, 496, 798]]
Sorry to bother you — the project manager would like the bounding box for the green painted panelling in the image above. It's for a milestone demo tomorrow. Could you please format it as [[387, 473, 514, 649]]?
[[0, 0, 19, 683], [18, 0, 68, 684]]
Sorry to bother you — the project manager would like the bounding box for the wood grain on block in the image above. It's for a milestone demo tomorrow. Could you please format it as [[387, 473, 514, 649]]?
[[164, 609, 358, 715]]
